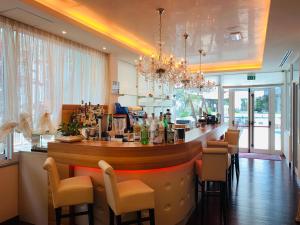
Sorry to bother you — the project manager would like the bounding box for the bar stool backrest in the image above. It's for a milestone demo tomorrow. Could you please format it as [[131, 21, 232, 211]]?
[[43, 157, 61, 194], [202, 148, 228, 182], [98, 160, 120, 214], [224, 131, 239, 146]]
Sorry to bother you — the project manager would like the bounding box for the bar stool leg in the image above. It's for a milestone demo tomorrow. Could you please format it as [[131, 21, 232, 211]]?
[[116, 215, 122, 225], [195, 176, 199, 209], [88, 204, 94, 225], [109, 207, 114, 225], [55, 207, 62, 225], [149, 208, 155, 225], [236, 153, 240, 174], [137, 211, 142, 225], [201, 181, 205, 224]]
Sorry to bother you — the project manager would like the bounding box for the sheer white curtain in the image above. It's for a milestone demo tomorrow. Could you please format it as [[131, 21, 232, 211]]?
[[0, 16, 108, 134]]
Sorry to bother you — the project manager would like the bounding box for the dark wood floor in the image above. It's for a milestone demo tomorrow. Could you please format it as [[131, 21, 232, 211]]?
[[187, 158, 300, 225], [2, 158, 299, 225]]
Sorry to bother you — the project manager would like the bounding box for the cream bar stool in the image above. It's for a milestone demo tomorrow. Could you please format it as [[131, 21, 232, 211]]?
[[43, 157, 94, 225], [195, 148, 230, 224], [207, 130, 240, 178], [98, 160, 155, 225], [195, 148, 231, 207]]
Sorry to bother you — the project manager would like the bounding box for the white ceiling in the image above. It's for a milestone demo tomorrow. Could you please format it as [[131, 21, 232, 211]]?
[[0, 0, 299, 73]]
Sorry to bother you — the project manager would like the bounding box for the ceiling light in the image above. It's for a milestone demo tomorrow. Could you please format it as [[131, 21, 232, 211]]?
[[62, 30, 67, 35], [230, 32, 242, 41], [102, 46, 107, 50]]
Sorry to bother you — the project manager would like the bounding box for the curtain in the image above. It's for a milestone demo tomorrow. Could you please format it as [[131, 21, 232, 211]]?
[[0, 16, 108, 133]]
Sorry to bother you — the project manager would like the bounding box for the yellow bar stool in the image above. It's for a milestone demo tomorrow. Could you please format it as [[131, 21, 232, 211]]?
[[195, 148, 231, 224], [98, 160, 155, 225], [43, 157, 94, 225]]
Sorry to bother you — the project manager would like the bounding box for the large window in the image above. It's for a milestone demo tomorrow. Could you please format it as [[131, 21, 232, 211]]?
[[0, 16, 108, 154], [174, 87, 219, 121]]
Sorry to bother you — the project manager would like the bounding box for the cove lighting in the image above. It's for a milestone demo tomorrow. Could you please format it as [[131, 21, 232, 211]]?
[[26, 0, 270, 73]]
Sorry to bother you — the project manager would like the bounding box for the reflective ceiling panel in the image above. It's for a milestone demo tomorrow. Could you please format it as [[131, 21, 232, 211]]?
[[26, 0, 271, 72]]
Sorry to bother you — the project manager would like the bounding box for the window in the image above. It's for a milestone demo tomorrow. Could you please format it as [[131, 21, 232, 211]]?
[[0, 16, 108, 153], [174, 87, 219, 122]]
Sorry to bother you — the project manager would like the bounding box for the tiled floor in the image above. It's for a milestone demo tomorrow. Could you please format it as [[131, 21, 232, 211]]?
[[187, 158, 300, 225]]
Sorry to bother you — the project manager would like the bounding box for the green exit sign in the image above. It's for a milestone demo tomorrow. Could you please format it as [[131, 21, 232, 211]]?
[[247, 74, 256, 80]]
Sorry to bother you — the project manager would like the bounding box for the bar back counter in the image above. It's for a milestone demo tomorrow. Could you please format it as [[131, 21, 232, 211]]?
[[48, 124, 227, 225]]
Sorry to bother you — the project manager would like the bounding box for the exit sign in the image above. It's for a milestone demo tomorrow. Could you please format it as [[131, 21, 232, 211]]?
[[247, 74, 256, 80]]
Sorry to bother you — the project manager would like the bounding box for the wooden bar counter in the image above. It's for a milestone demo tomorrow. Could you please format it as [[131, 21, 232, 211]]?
[[47, 124, 227, 225], [48, 124, 227, 170]]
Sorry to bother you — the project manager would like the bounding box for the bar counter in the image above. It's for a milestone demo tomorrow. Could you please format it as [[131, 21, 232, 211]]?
[[48, 124, 227, 170], [47, 124, 227, 225]]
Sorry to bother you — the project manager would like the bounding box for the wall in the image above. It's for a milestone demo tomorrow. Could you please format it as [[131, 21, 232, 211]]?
[[0, 163, 18, 222], [18, 152, 48, 225]]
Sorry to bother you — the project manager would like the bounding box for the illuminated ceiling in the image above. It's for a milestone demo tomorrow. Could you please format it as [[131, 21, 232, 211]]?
[[24, 0, 271, 73]]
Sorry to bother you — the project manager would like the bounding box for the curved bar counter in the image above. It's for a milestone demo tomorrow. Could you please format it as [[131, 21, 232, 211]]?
[[47, 124, 227, 225]]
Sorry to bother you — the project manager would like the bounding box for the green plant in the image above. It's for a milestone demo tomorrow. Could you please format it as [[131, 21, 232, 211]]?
[[57, 122, 81, 136]]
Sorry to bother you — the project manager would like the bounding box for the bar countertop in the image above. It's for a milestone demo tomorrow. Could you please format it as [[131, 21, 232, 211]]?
[[48, 124, 227, 170]]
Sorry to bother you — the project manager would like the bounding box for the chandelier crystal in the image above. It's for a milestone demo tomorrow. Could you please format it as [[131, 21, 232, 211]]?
[[136, 8, 178, 84]]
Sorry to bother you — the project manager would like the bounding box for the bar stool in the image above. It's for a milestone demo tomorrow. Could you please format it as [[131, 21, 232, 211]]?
[[195, 148, 231, 207], [43, 157, 94, 225], [195, 148, 230, 225], [207, 130, 240, 178], [98, 160, 155, 225]]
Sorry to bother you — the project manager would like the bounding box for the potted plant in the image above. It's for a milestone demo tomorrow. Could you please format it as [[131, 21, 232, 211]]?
[[56, 122, 83, 142]]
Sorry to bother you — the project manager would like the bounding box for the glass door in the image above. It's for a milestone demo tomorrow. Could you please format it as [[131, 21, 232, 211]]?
[[233, 90, 250, 150], [228, 87, 282, 153], [251, 89, 270, 151]]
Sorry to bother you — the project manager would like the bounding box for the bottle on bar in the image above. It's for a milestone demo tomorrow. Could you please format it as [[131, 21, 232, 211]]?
[[133, 118, 141, 141], [149, 115, 156, 143], [158, 117, 165, 143], [166, 123, 175, 144], [141, 118, 149, 145], [166, 109, 171, 123]]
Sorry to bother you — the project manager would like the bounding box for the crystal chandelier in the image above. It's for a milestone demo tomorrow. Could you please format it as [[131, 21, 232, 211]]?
[[136, 8, 178, 84], [191, 49, 216, 91], [176, 32, 193, 88]]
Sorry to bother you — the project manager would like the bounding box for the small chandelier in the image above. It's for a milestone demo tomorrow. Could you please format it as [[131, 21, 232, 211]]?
[[136, 8, 177, 84], [191, 49, 216, 91], [176, 32, 193, 89]]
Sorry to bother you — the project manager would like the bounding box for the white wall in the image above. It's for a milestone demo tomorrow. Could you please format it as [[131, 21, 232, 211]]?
[[0, 163, 18, 222], [19, 152, 48, 225]]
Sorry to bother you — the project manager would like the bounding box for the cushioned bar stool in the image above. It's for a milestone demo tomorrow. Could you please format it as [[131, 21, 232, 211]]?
[[98, 160, 155, 225], [207, 130, 240, 178], [195, 148, 230, 224], [43, 157, 94, 225], [195, 148, 231, 203]]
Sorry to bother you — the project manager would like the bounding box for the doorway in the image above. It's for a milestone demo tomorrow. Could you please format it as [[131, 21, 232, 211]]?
[[224, 86, 282, 154]]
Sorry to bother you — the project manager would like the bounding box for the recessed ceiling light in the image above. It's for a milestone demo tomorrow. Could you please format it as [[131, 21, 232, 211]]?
[[62, 30, 67, 35], [229, 32, 242, 41], [102, 46, 107, 50]]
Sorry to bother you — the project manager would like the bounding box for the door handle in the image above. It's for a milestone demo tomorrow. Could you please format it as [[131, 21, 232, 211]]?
[[269, 121, 271, 127]]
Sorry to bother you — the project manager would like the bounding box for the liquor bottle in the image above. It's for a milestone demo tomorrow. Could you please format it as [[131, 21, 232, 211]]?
[[140, 119, 149, 145], [133, 118, 141, 141], [163, 114, 168, 142], [166, 123, 175, 144], [166, 109, 172, 123], [149, 116, 158, 143], [159, 112, 163, 122]]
